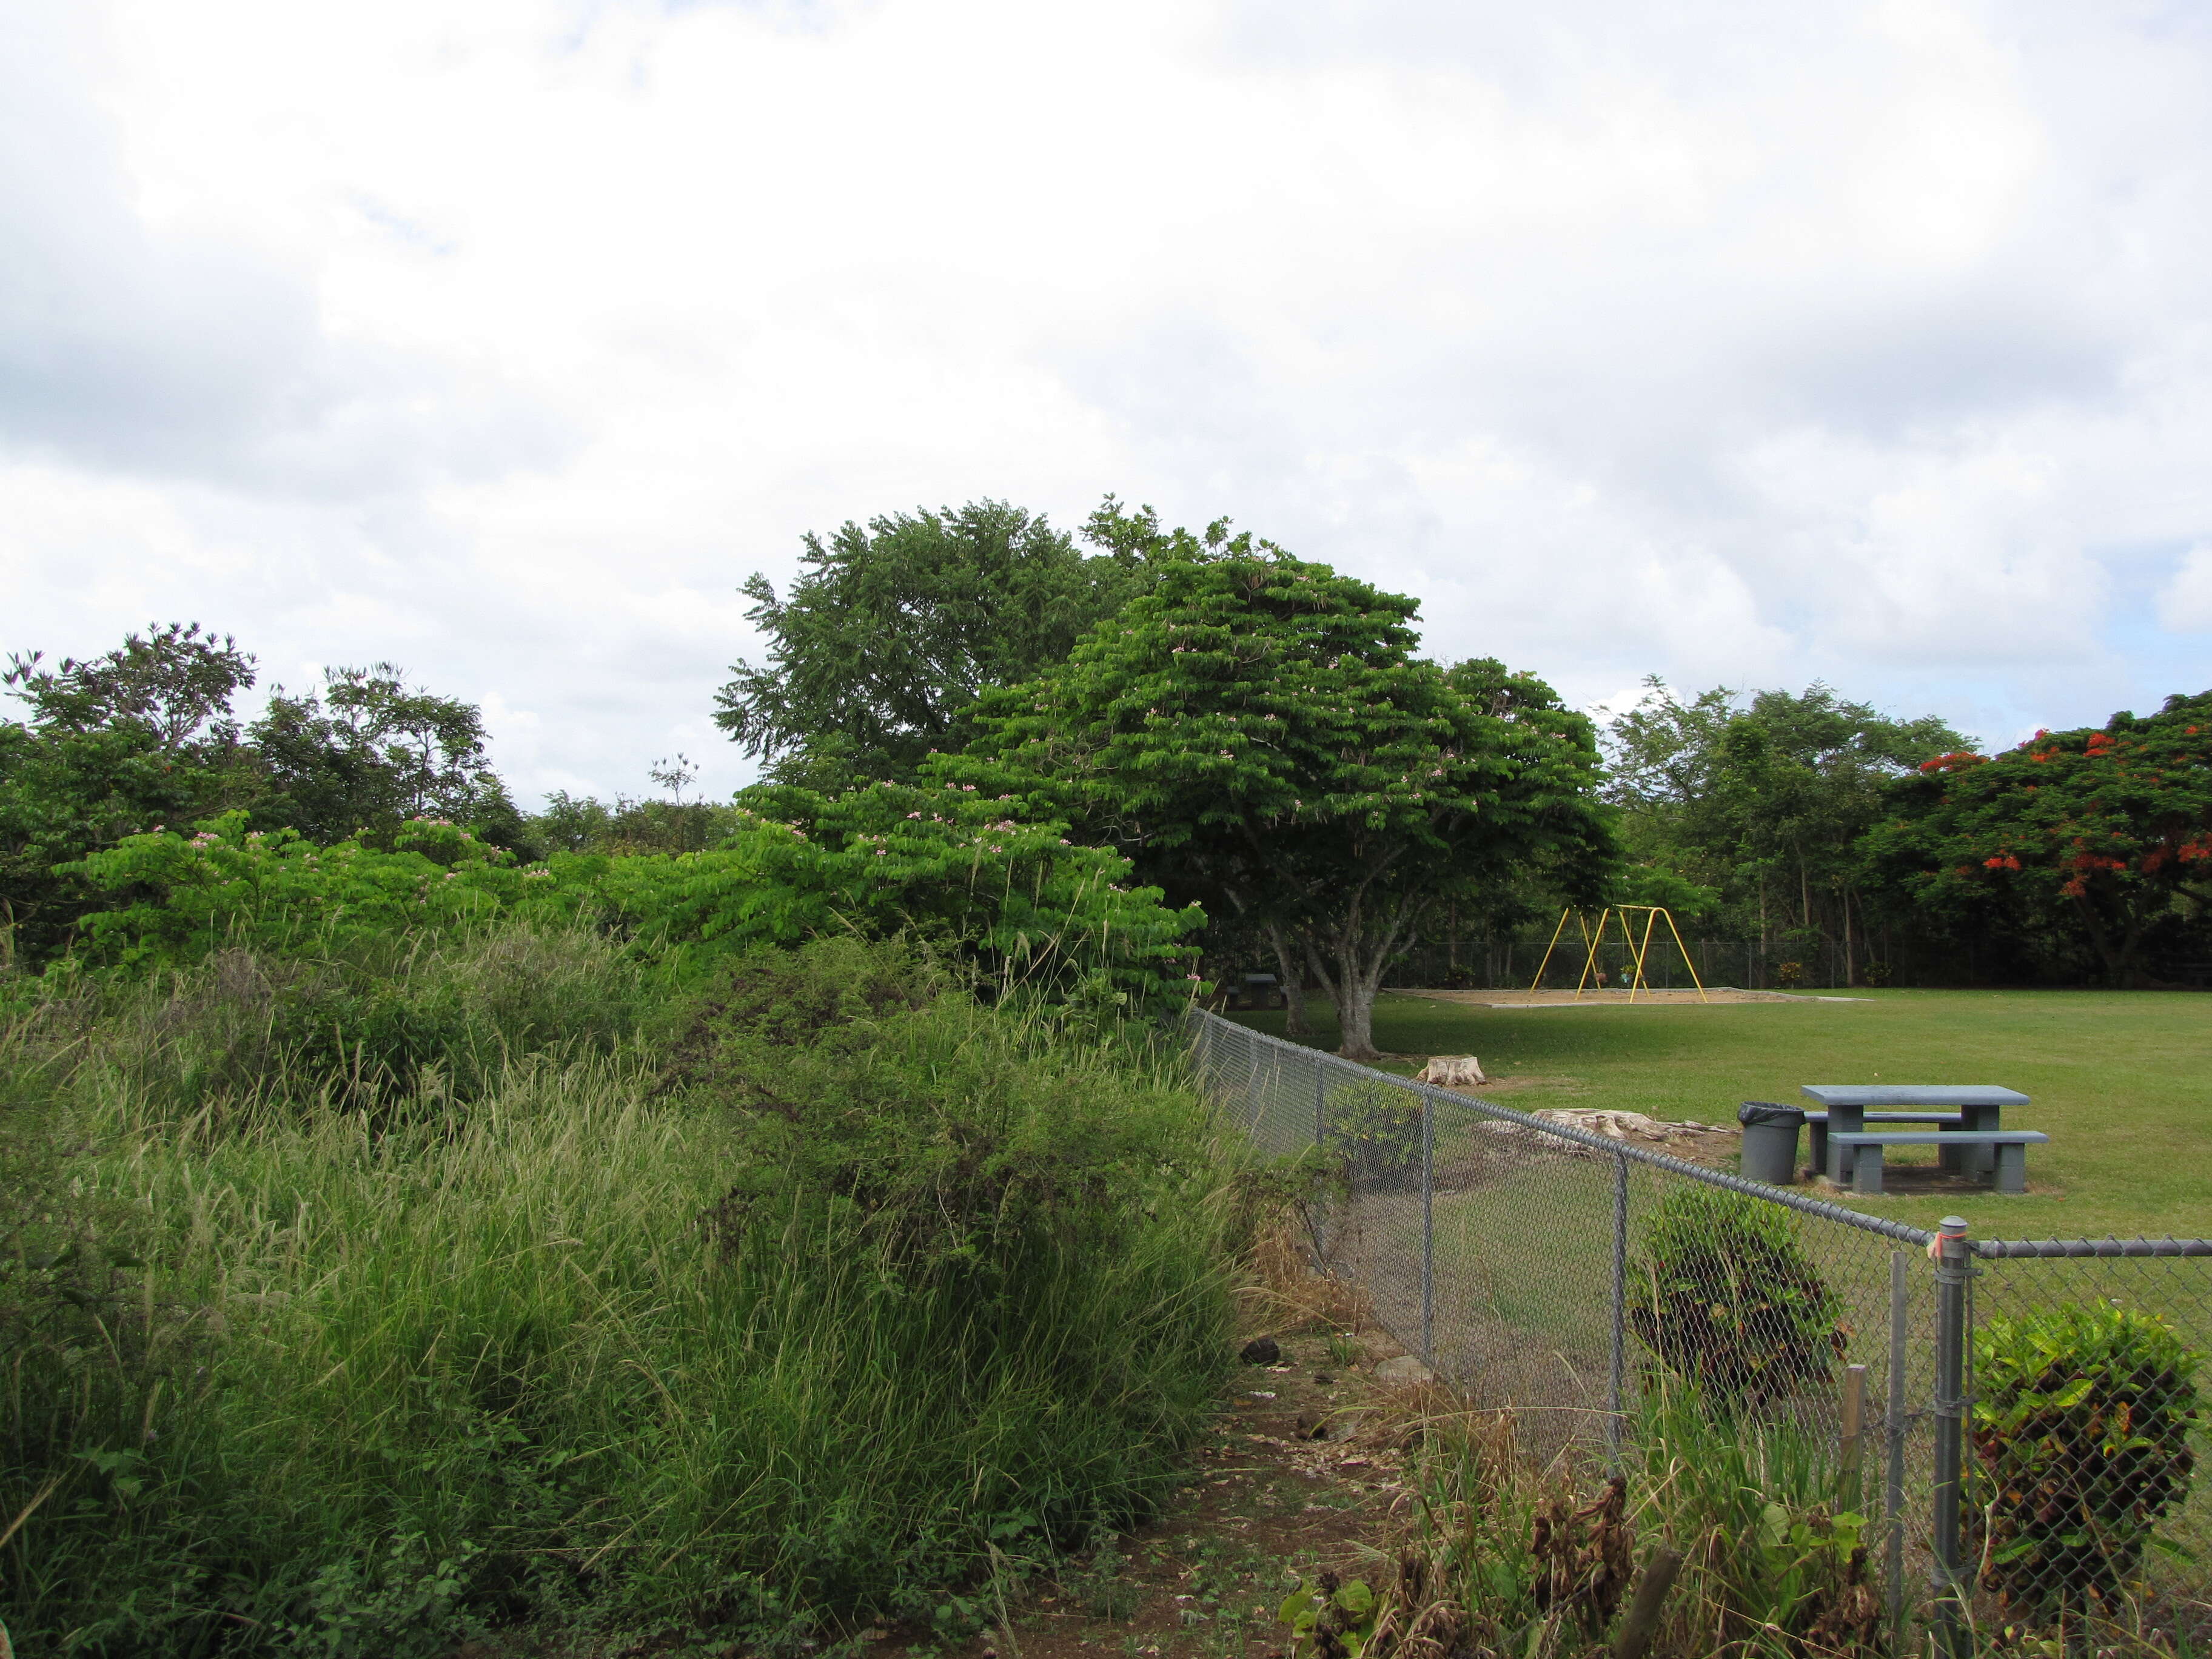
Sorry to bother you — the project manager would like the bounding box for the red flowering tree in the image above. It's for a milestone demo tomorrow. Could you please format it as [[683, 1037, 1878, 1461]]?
[[1860, 691, 2212, 985]]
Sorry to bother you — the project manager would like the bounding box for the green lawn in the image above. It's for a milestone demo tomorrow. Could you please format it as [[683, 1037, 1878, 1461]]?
[[1228, 988, 2212, 1241]]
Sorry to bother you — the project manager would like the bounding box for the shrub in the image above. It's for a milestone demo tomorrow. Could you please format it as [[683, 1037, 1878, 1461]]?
[[1321, 1083, 1425, 1191], [1775, 960, 1806, 988], [1629, 1187, 1845, 1409], [1971, 1302, 2203, 1620]]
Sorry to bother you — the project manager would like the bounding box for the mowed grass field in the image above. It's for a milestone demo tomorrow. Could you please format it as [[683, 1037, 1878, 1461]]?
[[1228, 988, 2212, 1241]]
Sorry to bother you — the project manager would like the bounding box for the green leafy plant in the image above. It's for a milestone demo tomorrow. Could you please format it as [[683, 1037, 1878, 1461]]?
[[1774, 960, 1806, 988], [1279, 1569, 1378, 1658], [1971, 1302, 2203, 1621], [1322, 1084, 1424, 1190], [1629, 1187, 1846, 1409]]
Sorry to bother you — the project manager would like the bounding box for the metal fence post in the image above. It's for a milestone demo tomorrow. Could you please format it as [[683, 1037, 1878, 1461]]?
[[1609, 1148, 1629, 1466], [1931, 1216, 1972, 1657], [1885, 1250, 1908, 1630], [1421, 1094, 1435, 1365], [1315, 1061, 1326, 1148]]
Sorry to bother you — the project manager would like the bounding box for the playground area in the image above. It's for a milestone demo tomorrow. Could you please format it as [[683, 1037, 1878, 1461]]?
[[1232, 985, 2212, 1241]]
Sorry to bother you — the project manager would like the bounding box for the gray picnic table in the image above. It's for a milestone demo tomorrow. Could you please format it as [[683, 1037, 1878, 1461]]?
[[1800, 1084, 2042, 1196]]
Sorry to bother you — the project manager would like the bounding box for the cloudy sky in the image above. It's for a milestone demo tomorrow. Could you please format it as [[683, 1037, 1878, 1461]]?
[[5, 0, 2211, 805]]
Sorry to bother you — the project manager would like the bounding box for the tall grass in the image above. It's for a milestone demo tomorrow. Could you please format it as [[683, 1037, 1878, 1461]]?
[[1, 931, 1239, 1654]]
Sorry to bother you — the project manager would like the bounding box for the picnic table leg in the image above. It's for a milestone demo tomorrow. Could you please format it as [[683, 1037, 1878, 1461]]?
[[1995, 1142, 2028, 1195], [1852, 1144, 1886, 1196], [1826, 1108, 1861, 1185], [1962, 1104, 1999, 1179], [1808, 1116, 1828, 1179]]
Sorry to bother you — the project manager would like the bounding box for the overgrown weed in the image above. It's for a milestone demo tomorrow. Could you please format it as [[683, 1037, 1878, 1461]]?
[[0, 932, 1242, 1655]]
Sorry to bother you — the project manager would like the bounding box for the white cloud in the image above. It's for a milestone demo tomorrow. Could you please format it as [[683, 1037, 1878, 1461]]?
[[4, 0, 2212, 802], [2160, 546, 2212, 632]]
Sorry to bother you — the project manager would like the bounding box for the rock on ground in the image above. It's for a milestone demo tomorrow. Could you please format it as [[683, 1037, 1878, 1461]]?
[[1372, 1355, 1435, 1386]]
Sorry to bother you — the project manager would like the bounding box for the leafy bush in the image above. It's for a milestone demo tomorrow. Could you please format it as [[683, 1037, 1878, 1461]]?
[[1629, 1187, 1846, 1409], [605, 780, 1202, 1007], [54, 813, 561, 974], [50, 783, 1202, 1013], [1971, 1302, 2203, 1620], [1321, 1083, 1426, 1191]]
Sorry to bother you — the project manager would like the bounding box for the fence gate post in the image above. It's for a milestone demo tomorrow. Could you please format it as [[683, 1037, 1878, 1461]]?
[[1608, 1149, 1628, 1466], [1931, 1216, 1972, 1657], [1420, 1094, 1435, 1365]]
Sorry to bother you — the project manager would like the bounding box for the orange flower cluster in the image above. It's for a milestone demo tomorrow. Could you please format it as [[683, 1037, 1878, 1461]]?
[[1919, 751, 1987, 774]]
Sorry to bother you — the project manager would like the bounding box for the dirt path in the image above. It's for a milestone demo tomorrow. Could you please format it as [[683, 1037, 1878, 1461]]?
[[929, 1331, 1418, 1659]]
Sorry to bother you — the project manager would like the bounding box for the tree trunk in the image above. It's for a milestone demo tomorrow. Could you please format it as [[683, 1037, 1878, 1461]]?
[[1842, 884, 1854, 987], [1335, 979, 1379, 1062], [2069, 891, 2130, 988], [1264, 925, 1311, 1041], [1302, 914, 1404, 1064]]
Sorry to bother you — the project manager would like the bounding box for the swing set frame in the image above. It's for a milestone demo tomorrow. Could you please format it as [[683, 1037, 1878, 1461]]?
[[1527, 905, 1708, 1002]]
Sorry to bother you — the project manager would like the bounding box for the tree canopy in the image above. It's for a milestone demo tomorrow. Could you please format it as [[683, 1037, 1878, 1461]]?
[[1, 628, 529, 964], [713, 500, 1146, 791], [1861, 691, 2212, 985], [1600, 678, 1968, 979], [955, 541, 1613, 1058], [1, 625, 263, 960], [249, 663, 527, 849]]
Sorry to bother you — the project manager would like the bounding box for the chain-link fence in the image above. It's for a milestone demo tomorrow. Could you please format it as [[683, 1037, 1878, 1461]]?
[[1187, 1007, 2212, 1649]]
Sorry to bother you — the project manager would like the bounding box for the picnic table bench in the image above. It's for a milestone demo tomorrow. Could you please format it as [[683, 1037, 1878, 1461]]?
[[1800, 1085, 2036, 1195]]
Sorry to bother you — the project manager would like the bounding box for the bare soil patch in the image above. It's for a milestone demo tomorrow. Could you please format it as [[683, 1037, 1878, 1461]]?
[[1402, 987, 1806, 1008], [901, 1330, 1418, 1659]]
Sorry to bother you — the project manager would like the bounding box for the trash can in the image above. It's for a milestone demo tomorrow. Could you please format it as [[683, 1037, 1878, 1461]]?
[[1737, 1101, 1806, 1185]]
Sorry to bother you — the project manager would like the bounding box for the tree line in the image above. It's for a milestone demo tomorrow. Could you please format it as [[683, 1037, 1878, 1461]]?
[[6, 497, 2208, 1057]]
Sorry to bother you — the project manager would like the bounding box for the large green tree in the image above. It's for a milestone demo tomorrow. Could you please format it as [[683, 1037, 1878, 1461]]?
[[1, 624, 262, 961], [714, 500, 1146, 791], [249, 663, 529, 851], [1860, 692, 2212, 986], [955, 540, 1612, 1059], [1601, 679, 1968, 979]]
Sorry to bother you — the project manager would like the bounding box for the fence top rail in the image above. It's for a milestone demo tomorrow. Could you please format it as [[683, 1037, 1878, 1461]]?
[[1185, 1007, 1937, 1247], [1972, 1237, 2212, 1258]]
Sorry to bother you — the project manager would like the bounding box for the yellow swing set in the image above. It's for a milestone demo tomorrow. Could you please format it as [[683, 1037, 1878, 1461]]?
[[1528, 905, 1708, 1002]]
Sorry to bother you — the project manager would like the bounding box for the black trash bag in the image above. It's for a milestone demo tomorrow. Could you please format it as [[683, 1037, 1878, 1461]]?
[[1737, 1101, 1805, 1127]]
